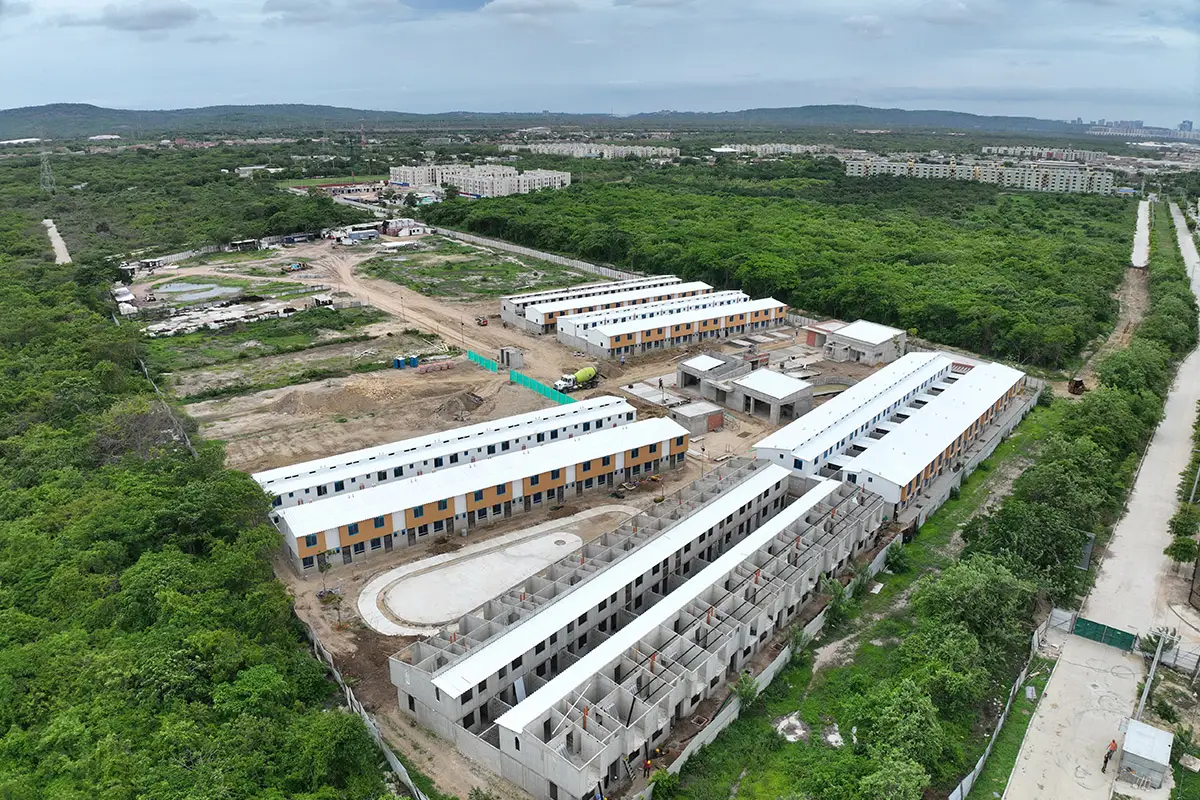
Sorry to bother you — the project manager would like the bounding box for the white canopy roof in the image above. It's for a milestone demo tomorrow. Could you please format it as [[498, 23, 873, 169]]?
[[733, 369, 811, 400]]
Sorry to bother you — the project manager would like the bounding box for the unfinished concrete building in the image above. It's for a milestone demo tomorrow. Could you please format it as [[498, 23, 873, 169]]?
[[389, 461, 886, 800], [676, 353, 813, 424]]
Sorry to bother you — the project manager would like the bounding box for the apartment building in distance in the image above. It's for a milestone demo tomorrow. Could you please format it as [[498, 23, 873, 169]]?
[[712, 143, 832, 156], [500, 276, 682, 331], [274, 418, 689, 572], [499, 143, 680, 159], [390, 458, 886, 800], [586, 297, 790, 359], [388, 165, 571, 198], [254, 396, 636, 509], [511, 281, 713, 335], [844, 158, 1115, 194], [981, 146, 1107, 162]]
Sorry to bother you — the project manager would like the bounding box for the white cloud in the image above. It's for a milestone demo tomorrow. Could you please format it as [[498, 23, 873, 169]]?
[[60, 0, 209, 31]]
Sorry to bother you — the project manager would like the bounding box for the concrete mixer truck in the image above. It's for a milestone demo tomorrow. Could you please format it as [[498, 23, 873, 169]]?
[[553, 365, 600, 393]]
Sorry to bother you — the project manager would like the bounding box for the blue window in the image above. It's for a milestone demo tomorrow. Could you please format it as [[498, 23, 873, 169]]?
[[374, 516, 386, 528], [530, 475, 540, 486], [551, 469, 560, 480], [438, 499, 448, 511], [582, 460, 591, 472], [487, 444, 496, 455], [347, 523, 359, 535], [550, 430, 559, 440], [304, 534, 318, 548], [630, 447, 640, 458], [393, 466, 403, 478], [675, 436, 684, 446], [649, 443, 657, 454], [302, 556, 315, 569], [497, 483, 506, 495], [474, 490, 484, 501], [334, 480, 345, 492], [272, 496, 282, 507], [413, 505, 424, 519], [434, 457, 444, 468], [602, 455, 611, 466]]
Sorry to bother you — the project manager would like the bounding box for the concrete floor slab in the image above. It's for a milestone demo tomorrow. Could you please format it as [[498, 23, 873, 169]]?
[[1005, 634, 1143, 800], [384, 532, 583, 625]]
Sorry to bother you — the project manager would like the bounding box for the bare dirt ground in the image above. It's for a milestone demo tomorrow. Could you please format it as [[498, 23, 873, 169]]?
[[1052, 266, 1149, 399], [193, 371, 551, 473]]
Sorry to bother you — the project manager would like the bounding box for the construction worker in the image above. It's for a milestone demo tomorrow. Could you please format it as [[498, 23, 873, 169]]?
[[1103, 739, 1117, 773], [643, 758, 652, 778]]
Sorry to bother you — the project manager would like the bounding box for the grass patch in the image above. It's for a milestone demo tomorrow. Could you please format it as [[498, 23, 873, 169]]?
[[966, 656, 1056, 799], [358, 236, 597, 298], [145, 306, 387, 371], [180, 359, 393, 403]]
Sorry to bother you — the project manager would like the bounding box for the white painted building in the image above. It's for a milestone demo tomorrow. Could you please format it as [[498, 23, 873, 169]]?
[[388, 165, 571, 198], [844, 158, 1115, 195], [499, 143, 679, 159], [524, 281, 714, 334], [981, 146, 1106, 162], [823, 319, 906, 365], [501, 276, 682, 329], [255, 396, 637, 509], [556, 290, 750, 350], [274, 418, 688, 571]]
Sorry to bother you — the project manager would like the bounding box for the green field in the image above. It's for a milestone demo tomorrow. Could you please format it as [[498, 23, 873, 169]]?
[[357, 236, 597, 298], [145, 306, 387, 371]]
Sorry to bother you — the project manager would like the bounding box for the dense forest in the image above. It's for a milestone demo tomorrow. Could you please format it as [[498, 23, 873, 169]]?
[[425, 159, 1135, 367], [0, 202, 389, 794], [0, 150, 367, 262]]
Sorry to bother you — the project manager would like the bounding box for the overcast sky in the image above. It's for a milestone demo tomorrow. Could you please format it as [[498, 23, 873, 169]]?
[[0, 0, 1197, 124]]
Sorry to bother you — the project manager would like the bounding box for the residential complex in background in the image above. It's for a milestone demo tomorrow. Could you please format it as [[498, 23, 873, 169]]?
[[388, 164, 571, 198], [844, 158, 1115, 194], [499, 143, 679, 159], [980, 146, 1106, 162]]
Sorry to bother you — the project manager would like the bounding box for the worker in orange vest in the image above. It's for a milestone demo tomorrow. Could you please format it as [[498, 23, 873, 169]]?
[[1103, 738, 1117, 773]]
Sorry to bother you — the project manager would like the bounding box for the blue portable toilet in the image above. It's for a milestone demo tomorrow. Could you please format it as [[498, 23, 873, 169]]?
[[408, 356, 419, 367], [393, 358, 402, 369]]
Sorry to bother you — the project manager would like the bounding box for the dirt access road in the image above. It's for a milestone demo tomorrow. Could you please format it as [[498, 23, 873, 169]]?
[[170, 239, 598, 383], [42, 219, 71, 264], [1004, 202, 1200, 800]]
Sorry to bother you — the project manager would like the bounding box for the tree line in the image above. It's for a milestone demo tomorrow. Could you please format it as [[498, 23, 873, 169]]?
[[0, 204, 391, 797]]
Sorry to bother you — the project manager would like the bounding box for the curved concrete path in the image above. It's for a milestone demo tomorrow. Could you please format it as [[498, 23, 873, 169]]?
[[358, 505, 640, 636]]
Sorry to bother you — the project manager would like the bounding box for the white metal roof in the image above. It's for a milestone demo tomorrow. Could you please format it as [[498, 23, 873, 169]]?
[[831, 319, 905, 346], [528, 281, 713, 319], [1123, 719, 1173, 766], [733, 369, 811, 400], [258, 398, 636, 498], [254, 395, 632, 489], [558, 291, 748, 328], [681, 355, 725, 372], [432, 463, 792, 698], [754, 352, 951, 455], [497, 478, 841, 733], [846, 362, 1025, 485], [276, 417, 687, 539], [504, 276, 680, 306], [596, 297, 787, 338]]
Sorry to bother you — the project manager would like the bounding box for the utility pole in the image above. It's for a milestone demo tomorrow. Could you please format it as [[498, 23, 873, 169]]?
[[39, 151, 55, 194]]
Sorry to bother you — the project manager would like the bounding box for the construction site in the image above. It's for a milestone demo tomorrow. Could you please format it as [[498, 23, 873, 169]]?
[[116, 229, 1039, 800]]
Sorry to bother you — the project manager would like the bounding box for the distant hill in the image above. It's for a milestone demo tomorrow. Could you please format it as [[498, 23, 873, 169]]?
[[0, 102, 1082, 140]]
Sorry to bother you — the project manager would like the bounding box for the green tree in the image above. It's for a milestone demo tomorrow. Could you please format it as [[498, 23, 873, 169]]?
[[858, 755, 929, 800], [1164, 537, 1199, 571]]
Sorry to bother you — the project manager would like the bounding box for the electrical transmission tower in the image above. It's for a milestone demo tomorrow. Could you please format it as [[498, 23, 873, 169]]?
[[39, 151, 55, 194]]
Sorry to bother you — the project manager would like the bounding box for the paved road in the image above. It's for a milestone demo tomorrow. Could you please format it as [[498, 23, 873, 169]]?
[[1005, 202, 1200, 799], [42, 219, 70, 264], [1170, 201, 1200, 275]]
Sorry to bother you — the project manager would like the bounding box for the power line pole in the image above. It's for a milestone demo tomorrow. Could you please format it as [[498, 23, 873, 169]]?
[[39, 151, 55, 194]]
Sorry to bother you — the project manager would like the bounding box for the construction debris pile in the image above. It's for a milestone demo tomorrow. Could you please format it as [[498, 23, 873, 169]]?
[[142, 300, 304, 337]]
